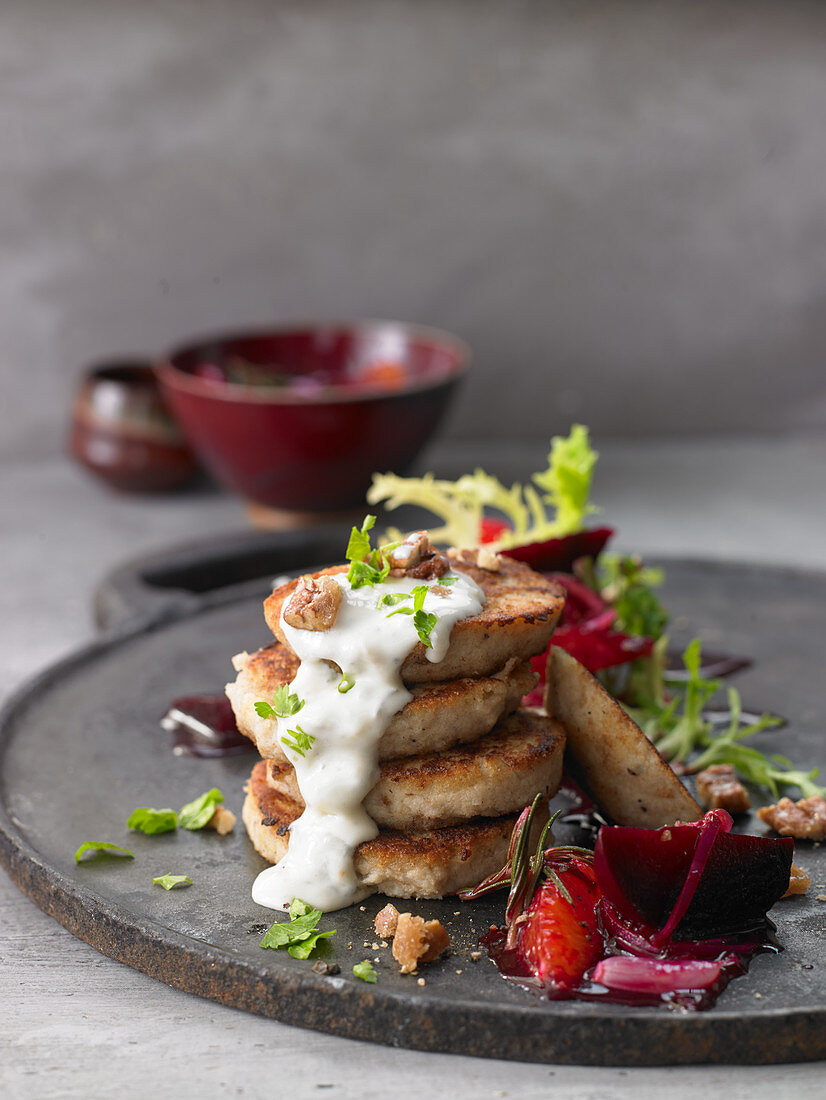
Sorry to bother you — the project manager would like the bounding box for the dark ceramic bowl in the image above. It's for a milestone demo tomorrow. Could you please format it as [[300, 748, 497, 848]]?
[[155, 322, 469, 512], [70, 361, 199, 492]]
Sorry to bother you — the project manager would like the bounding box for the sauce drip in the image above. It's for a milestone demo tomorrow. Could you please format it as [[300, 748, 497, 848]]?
[[161, 695, 251, 758], [251, 569, 485, 912]]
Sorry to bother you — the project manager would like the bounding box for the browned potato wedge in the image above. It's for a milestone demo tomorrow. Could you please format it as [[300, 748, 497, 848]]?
[[544, 646, 701, 828]]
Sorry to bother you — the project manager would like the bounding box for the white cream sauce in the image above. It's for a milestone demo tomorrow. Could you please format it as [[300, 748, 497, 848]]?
[[251, 568, 485, 912]]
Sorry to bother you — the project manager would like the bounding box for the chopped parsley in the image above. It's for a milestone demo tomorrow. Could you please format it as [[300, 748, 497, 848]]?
[[260, 898, 336, 959], [413, 609, 438, 648], [376, 591, 410, 609], [353, 960, 378, 983], [75, 841, 135, 863], [178, 787, 225, 830], [254, 684, 305, 721], [386, 584, 429, 617], [337, 672, 356, 694], [346, 515, 392, 589], [126, 807, 178, 835], [153, 874, 192, 890], [281, 726, 315, 757], [383, 585, 439, 647]]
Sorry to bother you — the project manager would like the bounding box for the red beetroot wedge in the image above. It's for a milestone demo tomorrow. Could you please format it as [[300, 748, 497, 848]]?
[[595, 810, 793, 940]]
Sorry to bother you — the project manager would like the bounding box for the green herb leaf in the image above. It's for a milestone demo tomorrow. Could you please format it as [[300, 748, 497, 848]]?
[[386, 585, 430, 618], [337, 672, 356, 694], [346, 514, 376, 563], [178, 788, 225, 830], [353, 960, 378, 983], [153, 874, 192, 890], [260, 899, 336, 959], [413, 609, 438, 648], [281, 726, 315, 757], [346, 515, 392, 589], [126, 807, 178, 834], [75, 841, 135, 863], [255, 684, 305, 721], [376, 591, 411, 609], [289, 930, 337, 958], [598, 554, 669, 641]]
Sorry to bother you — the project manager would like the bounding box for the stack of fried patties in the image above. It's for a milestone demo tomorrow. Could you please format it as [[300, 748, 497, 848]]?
[[228, 547, 567, 900]]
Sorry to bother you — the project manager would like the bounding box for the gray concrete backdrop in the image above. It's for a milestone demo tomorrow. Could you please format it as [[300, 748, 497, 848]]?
[[2, 0, 825, 458]]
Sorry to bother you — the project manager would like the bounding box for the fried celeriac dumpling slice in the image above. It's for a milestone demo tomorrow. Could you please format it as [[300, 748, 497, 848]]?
[[544, 646, 701, 828], [226, 643, 538, 763], [243, 760, 550, 901], [262, 551, 565, 685], [264, 709, 565, 832]]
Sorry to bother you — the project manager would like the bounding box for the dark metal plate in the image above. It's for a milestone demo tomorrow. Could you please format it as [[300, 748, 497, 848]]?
[[2, 558, 825, 1065]]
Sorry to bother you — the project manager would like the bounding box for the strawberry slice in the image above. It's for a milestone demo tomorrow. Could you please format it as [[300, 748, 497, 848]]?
[[516, 859, 603, 994]]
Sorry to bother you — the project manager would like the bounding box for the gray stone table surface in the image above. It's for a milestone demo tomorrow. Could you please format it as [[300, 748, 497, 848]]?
[[1, 436, 825, 1099]]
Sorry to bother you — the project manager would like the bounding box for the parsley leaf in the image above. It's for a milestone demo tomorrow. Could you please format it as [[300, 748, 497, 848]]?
[[345, 515, 391, 589], [153, 874, 192, 890], [75, 841, 135, 863], [260, 899, 336, 959], [386, 584, 430, 618], [126, 807, 178, 835], [413, 609, 438, 648], [254, 684, 305, 721], [346, 514, 376, 563], [178, 788, 225, 830], [353, 960, 377, 983], [281, 726, 315, 757]]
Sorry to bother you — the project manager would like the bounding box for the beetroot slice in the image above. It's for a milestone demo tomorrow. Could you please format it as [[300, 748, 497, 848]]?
[[502, 527, 614, 572], [595, 814, 793, 940]]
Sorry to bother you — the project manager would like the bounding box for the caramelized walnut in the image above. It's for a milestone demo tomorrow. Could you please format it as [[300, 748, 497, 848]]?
[[283, 574, 343, 631], [374, 903, 400, 939], [783, 862, 811, 897], [757, 795, 826, 841], [695, 764, 751, 814], [206, 805, 236, 835], [476, 547, 502, 572], [391, 913, 450, 974], [388, 532, 450, 579]]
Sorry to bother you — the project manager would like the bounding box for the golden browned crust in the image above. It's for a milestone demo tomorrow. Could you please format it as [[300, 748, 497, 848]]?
[[545, 646, 701, 828], [243, 761, 548, 899], [264, 709, 565, 830], [227, 642, 538, 762], [262, 553, 565, 684]]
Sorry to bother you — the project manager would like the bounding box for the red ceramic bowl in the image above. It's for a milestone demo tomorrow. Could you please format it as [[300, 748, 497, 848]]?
[[155, 322, 469, 511]]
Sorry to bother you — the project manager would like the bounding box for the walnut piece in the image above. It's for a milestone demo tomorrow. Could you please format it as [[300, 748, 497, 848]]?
[[283, 574, 342, 631], [783, 862, 811, 898], [374, 903, 400, 939], [476, 547, 502, 572], [391, 913, 450, 974], [206, 805, 236, 835], [388, 532, 450, 579], [757, 795, 826, 841], [695, 764, 751, 814]]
